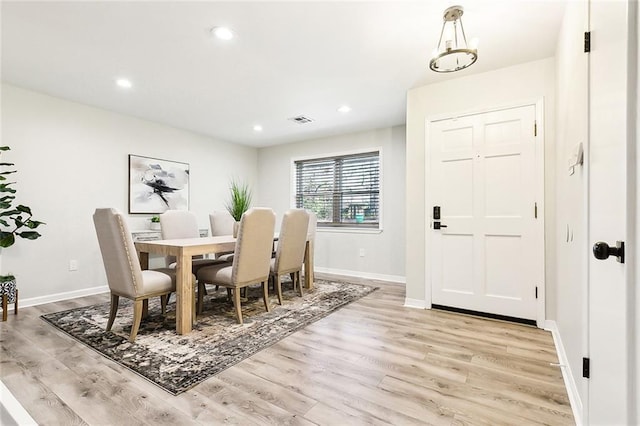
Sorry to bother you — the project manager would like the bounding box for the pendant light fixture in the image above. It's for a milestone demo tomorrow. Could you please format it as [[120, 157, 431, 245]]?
[[429, 5, 478, 73]]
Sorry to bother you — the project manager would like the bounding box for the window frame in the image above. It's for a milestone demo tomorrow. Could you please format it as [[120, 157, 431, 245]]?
[[290, 148, 383, 232]]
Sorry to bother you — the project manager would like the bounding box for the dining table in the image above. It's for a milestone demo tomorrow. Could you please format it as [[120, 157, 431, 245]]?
[[135, 235, 314, 335]]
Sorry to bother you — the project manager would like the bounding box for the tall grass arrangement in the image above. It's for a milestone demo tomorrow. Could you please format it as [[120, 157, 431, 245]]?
[[225, 180, 252, 221]]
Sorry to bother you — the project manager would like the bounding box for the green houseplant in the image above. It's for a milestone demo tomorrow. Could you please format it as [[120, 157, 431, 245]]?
[[0, 147, 44, 248], [0, 146, 45, 313], [150, 215, 161, 230], [225, 179, 252, 237]]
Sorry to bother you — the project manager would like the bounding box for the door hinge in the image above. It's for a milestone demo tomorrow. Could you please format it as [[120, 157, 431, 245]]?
[[534, 122, 537, 136], [584, 31, 591, 53], [535, 286, 538, 299], [534, 202, 538, 219], [583, 357, 590, 378]]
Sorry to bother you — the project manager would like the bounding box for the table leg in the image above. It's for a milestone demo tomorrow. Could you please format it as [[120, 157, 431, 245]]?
[[176, 250, 193, 335], [138, 251, 149, 270], [304, 240, 315, 289]]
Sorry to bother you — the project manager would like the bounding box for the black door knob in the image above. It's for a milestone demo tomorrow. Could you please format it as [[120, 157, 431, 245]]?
[[593, 241, 625, 263]]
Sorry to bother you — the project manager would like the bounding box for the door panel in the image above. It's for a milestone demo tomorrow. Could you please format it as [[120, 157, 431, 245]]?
[[429, 104, 540, 320], [587, 0, 635, 422]]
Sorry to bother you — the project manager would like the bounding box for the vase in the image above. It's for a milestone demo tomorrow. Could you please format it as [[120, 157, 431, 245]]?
[[1, 275, 17, 321], [233, 221, 240, 238]]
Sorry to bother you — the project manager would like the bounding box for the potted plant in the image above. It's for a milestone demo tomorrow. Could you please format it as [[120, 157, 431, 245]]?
[[150, 215, 161, 230], [0, 146, 45, 318], [225, 179, 252, 237]]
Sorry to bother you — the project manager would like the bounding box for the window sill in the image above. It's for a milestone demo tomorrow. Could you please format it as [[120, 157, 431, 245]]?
[[317, 227, 383, 235]]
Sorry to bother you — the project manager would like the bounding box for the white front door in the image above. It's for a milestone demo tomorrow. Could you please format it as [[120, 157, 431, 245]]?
[[428, 104, 542, 322], [587, 0, 637, 423]]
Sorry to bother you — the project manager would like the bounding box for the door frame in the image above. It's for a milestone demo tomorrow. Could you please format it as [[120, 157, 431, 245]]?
[[424, 98, 546, 327]]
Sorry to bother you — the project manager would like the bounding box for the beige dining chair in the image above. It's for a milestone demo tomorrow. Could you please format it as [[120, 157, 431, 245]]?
[[93, 208, 179, 342], [269, 209, 310, 304], [197, 207, 276, 324], [160, 210, 227, 274], [209, 210, 236, 262]]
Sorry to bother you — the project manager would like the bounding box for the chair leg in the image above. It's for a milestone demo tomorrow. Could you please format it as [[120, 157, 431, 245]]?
[[192, 284, 197, 325], [233, 288, 243, 324], [262, 281, 271, 312], [160, 294, 168, 315], [142, 299, 149, 319], [130, 300, 144, 342], [14, 289, 18, 316], [274, 275, 283, 305], [197, 282, 204, 315], [227, 287, 233, 303], [297, 271, 303, 297], [1, 294, 7, 322], [106, 294, 119, 331]]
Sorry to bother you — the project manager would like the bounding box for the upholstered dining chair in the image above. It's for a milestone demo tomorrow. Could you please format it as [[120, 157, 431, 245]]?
[[269, 209, 310, 304], [93, 208, 178, 342], [197, 207, 276, 324], [209, 210, 236, 262], [160, 210, 227, 274]]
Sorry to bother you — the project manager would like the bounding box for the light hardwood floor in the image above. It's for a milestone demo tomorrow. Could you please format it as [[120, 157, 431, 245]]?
[[1, 274, 574, 425]]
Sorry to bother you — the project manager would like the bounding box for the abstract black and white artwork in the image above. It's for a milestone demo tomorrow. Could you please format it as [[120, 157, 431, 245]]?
[[128, 154, 189, 214]]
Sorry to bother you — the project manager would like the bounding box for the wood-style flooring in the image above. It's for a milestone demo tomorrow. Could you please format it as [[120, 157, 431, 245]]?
[[0, 274, 574, 425]]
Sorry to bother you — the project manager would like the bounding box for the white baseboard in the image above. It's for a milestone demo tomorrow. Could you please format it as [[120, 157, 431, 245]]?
[[1, 380, 37, 425], [544, 320, 583, 426], [404, 298, 427, 309], [314, 267, 405, 284], [1, 285, 109, 313]]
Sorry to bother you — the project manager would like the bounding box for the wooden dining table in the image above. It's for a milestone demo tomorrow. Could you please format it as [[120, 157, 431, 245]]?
[[135, 235, 314, 335]]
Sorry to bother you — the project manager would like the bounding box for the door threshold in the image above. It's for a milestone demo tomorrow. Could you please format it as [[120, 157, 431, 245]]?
[[431, 304, 537, 327]]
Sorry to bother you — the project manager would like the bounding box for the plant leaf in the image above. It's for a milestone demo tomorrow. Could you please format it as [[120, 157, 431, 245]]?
[[17, 231, 41, 240], [0, 209, 20, 217], [26, 220, 45, 229], [0, 147, 11, 152], [16, 205, 32, 214], [0, 232, 15, 247]]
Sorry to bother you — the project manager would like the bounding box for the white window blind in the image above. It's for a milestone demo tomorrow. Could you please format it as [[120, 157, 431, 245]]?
[[295, 151, 380, 228]]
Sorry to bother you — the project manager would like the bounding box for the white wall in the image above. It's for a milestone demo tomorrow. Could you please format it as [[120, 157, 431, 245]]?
[[554, 0, 588, 413], [1, 84, 258, 302], [256, 126, 406, 281], [405, 58, 556, 311]]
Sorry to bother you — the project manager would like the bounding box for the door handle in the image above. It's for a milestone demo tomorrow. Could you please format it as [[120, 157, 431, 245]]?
[[433, 221, 448, 230], [592, 241, 625, 263]]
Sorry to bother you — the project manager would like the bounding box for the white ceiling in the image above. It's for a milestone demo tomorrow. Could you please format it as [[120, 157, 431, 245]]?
[[1, 1, 566, 147]]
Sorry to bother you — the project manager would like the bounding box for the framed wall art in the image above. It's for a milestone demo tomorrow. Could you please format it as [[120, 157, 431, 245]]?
[[128, 154, 190, 214]]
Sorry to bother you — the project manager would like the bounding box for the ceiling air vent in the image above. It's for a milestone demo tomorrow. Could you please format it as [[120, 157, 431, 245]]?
[[288, 115, 314, 124]]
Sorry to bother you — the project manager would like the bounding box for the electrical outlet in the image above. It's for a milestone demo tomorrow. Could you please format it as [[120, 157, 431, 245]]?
[[69, 259, 78, 271], [359, 248, 365, 257]]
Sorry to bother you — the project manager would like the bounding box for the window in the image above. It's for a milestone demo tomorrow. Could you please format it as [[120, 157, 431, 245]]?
[[294, 151, 380, 228]]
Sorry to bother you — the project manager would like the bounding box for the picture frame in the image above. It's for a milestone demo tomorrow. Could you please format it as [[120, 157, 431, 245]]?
[[128, 154, 190, 214]]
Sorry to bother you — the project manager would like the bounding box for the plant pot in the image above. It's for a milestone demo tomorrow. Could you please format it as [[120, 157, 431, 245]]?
[[233, 221, 240, 238], [150, 222, 161, 231], [0, 275, 17, 304]]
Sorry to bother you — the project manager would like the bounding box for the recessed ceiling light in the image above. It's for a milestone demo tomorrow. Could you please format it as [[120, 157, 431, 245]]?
[[115, 78, 132, 89], [253, 125, 263, 132], [337, 105, 352, 113], [211, 26, 234, 40]]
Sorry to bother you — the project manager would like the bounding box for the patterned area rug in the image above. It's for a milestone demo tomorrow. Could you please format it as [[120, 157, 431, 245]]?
[[41, 278, 376, 395]]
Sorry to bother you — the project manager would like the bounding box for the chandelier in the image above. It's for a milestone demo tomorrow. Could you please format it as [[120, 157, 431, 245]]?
[[429, 5, 478, 73]]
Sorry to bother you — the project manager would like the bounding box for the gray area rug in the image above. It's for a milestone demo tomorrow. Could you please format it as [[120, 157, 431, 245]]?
[[41, 278, 377, 395]]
